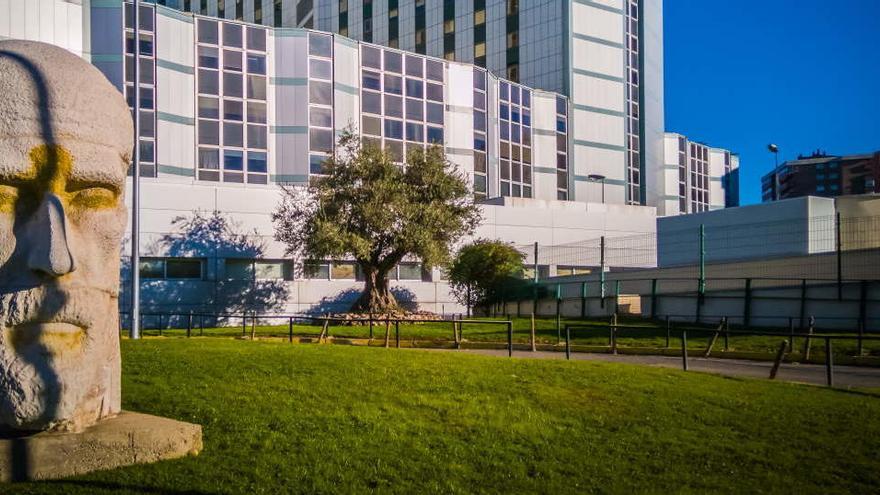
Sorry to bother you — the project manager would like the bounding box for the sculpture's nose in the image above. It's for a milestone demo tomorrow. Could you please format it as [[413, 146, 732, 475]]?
[[27, 193, 76, 278]]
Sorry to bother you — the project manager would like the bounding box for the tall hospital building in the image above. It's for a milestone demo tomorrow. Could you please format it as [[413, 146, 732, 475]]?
[[0, 0, 739, 313]]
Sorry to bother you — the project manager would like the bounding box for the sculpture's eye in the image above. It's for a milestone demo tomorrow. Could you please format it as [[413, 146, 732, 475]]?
[[0, 185, 19, 213], [69, 187, 118, 210]]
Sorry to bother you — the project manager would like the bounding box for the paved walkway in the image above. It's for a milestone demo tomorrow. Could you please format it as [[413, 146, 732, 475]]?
[[414, 348, 880, 389]]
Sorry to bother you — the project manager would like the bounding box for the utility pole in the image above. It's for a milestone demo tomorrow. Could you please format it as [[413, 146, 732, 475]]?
[[130, 0, 142, 340]]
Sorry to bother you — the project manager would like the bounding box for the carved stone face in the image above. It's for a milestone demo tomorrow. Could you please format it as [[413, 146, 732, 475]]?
[[0, 41, 133, 432]]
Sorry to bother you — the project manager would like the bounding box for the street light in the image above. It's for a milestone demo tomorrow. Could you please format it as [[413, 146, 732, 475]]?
[[767, 143, 780, 201], [587, 174, 606, 204]]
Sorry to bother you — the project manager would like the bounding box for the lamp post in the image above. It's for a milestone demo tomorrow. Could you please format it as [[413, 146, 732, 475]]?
[[131, 0, 142, 340], [588, 174, 606, 204], [767, 143, 779, 201]]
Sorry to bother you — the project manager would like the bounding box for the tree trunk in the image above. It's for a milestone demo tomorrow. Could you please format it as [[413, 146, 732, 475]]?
[[351, 266, 399, 313]]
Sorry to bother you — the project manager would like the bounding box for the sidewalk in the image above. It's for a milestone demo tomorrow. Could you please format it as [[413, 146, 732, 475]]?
[[415, 348, 880, 389]]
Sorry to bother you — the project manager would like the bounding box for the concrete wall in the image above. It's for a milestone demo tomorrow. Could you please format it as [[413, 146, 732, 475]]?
[[657, 196, 837, 267]]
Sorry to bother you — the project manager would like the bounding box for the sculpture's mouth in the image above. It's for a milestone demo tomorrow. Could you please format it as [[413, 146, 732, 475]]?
[[7, 321, 87, 356]]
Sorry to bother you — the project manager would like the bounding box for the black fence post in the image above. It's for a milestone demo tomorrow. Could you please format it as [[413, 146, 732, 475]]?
[[199, 314, 204, 336], [665, 316, 671, 348], [507, 322, 513, 358], [288, 317, 294, 343], [369, 312, 374, 340], [650, 278, 658, 319], [799, 279, 807, 330], [743, 278, 752, 328], [555, 284, 562, 345], [788, 317, 795, 353], [681, 330, 689, 371], [395, 321, 400, 349], [857, 320, 865, 357], [187, 312, 192, 338], [580, 281, 588, 319], [565, 326, 571, 360], [825, 337, 834, 387], [722, 317, 729, 351]]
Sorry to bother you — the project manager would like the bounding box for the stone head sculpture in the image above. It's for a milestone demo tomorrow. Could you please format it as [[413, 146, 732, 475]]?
[[0, 41, 133, 432]]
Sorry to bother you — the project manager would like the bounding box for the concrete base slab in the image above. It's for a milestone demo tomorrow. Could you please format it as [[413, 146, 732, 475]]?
[[0, 411, 202, 482]]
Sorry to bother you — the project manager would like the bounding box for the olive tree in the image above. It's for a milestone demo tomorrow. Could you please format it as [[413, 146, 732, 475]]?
[[272, 131, 481, 313]]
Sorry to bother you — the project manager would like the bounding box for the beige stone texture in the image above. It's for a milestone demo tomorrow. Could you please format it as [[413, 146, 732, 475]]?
[[0, 40, 133, 432], [0, 411, 203, 482]]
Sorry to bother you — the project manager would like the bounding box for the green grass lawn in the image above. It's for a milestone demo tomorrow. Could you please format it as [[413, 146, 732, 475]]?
[[7, 338, 880, 494], [140, 315, 880, 364]]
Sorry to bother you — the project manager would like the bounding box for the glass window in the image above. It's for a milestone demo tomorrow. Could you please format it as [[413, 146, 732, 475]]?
[[474, 135, 486, 151], [384, 50, 402, 73], [198, 69, 219, 95], [199, 148, 219, 169], [500, 123, 509, 140], [224, 100, 243, 121], [500, 103, 509, 120], [473, 111, 486, 132], [166, 259, 203, 279], [139, 259, 165, 279], [309, 33, 332, 58], [522, 109, 531, 127], [224, 150, 244, 170], [223, 49, 243, 71], [384, 119, 403, 139], [198, 46, 219, 69], [427, 126, 443, 144], [310, 81, 332, 105], [331, 262, 357, 280], [246, 27, 266, 51], [362, 46, 382, 69], [224, 72, 243, 97], [247, 54, 266, 75], [362, 70, 382, 91], [248, 125, 267, 149], [474, 152, 486, 173], [405, 78, 423, 98], [247, 75, 267, 100], [362, 91, 382, 114], [500, 82, 509, 100], [248, 152, 267, 173], [426, 102, 443, 124], [255, 261, 289, 280], [384, 95, 403, 117], [474, 91, 485, 111], [198, 120, 219, 145], [309, 154, 327, 174], [198, 20, 218, 44], [406, 98, 423, 121], [310, 58, 332, 79], [362, 115, 382, 136], [405, 55, 423, 77], [426, 83, 443, 102], [522, 89, 531, 107], [224, 122, 243, 147], [511, 86, 520, 105], [304, 261, 330, 279], [247, 102, 267, 124], [310, 128, 333, 152], [384, 74, 403, 95], [473, 70, 486, 91], [199, 96, 220, 119], [426, 60, 443, 82], [139, 141, 154, 163], [225, 259, 253, 279], [139, 111, 155, 138], [310, 107, 333, 127], [223, 23, 243, 48], [405, 122, 423, 142], [398, 263, 421, 280]]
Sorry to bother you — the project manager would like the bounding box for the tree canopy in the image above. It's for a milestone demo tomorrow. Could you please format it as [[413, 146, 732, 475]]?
[[447, 239, 524, 315], [272, 131, 481, 313]]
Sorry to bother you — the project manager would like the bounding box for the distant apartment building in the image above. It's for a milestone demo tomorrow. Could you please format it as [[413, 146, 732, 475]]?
[[656, 133, 739, 216], [762, 151, 880, 202]]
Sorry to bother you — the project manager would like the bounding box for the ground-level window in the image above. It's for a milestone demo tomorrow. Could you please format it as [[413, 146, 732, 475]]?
[[226, 259, 293, 280], [139, 258, 204, 280]]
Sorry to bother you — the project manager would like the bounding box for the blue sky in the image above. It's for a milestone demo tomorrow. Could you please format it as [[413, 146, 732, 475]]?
[[664, 0, 880, 205]]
